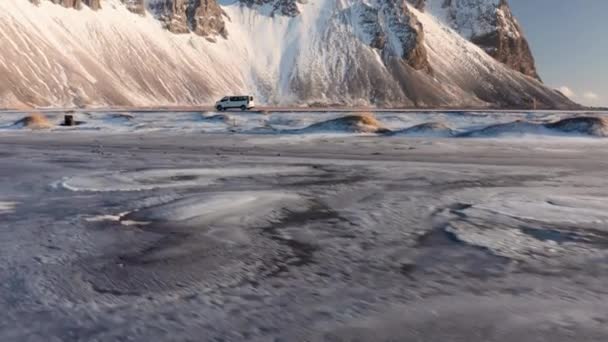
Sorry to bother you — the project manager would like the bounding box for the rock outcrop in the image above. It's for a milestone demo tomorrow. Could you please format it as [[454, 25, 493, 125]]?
[[30, 0, 101, 10], [148, 0, 228, 38], [408, 0, 540, 80], [189, 0, 228, 38], [355, 0, 432, 73], [31, 0, 226, 38], [154, 0, 191, 34], [121, 0, 146, 15], [239, 0, 302, 17], [481, 0, 539, 80]]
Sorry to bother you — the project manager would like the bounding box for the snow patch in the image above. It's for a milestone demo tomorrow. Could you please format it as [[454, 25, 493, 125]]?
[[0, 201, 17, 214]]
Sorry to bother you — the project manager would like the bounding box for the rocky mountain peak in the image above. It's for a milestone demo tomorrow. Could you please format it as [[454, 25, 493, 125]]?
[[408, 0, 540, 80]]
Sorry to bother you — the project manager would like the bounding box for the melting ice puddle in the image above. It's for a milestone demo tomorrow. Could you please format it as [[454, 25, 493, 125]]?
[[59, 166, 313, 192]]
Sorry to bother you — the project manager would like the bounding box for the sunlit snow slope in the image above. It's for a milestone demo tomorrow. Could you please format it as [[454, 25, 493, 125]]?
[[0, 0, 575, 108]]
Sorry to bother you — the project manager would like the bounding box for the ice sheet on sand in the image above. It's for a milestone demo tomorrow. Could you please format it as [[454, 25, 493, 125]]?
[[0, 201, 17, 214], [472, 193, 608, 225], [124, 191, 303, 225], [122, 191, 306, 245], [60, 166, 311, 192], [446, 219, 604, 262], [445, 192, 608, 261]]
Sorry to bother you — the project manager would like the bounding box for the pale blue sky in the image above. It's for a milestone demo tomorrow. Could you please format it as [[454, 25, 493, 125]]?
[[509, 0, 607, 107]]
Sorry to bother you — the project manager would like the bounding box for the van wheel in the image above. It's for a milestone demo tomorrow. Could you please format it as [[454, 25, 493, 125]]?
[[240, 105, 247, 111], [216, 105, 223, 111]]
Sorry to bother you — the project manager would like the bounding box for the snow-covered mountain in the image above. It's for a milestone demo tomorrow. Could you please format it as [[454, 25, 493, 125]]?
[[0, 0, 575, 108]]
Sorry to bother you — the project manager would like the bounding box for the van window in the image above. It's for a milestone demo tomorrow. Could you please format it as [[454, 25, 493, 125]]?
[[230, 97, 238, 101], [221, 97, 228, 102]]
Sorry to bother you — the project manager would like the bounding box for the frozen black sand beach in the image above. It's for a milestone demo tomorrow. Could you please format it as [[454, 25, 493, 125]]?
[[2, 113, 608, 341]]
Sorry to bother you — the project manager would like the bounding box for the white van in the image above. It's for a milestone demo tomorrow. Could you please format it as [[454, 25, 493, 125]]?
[[215, 95, 255, 111]]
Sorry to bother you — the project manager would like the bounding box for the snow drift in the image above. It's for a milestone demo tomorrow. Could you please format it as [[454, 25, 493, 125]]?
[[389, 121, 454, 137], [545, 117, 608, 137], [461, 116, 608, 138], [0, 0, 576, 109], [293, 113, 390, 133], [295, 114, 608, 137]]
